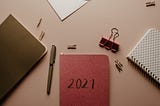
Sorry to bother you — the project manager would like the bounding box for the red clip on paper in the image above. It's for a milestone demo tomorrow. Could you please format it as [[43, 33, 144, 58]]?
[[99, 28, 119, 53]]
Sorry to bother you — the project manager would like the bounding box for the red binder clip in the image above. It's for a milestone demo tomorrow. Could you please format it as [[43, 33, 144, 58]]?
[[99, 28, 120, 53]]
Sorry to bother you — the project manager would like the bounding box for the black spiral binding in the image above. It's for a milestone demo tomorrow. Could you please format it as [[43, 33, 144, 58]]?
[[128, 56, 160, 88]]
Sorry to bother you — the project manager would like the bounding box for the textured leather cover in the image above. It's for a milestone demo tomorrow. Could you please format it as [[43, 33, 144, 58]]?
[[60, 54, 109, 106], [0, 15, 47, 103]]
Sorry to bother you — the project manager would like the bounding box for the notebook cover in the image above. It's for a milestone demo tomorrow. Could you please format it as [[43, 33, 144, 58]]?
[[60, 54, 109, 106], [127, 28, 160, 84], [0, 15, 47, 103]]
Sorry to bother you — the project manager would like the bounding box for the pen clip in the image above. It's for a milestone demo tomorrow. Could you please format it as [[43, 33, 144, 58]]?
[[50, 45, 56, 65]]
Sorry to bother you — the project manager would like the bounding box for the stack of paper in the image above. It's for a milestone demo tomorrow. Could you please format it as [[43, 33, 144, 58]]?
[[48, 0, 88, 20]]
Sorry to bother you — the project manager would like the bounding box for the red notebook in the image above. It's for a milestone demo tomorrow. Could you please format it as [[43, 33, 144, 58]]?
[[60, 54, 109, 106]]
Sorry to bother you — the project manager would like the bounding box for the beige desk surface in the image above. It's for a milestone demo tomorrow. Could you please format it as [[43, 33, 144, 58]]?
[[0, 0, 160, 106]]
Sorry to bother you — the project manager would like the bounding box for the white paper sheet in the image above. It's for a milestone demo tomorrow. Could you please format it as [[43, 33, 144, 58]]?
[[48, 0, 88, 21]]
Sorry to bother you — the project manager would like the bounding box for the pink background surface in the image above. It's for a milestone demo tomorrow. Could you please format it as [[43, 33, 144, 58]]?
[[0, 0, 160, 106]]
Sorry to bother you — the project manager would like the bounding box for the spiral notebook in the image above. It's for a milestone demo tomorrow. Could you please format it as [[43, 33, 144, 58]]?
[[127, 28, 160, 84]]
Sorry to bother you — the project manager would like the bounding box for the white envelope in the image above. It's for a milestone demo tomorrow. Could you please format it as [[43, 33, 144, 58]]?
[[48, 0, 88, 21]]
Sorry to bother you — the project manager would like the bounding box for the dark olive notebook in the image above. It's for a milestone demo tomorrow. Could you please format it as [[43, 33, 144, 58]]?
[[0, 15, 47, 103]]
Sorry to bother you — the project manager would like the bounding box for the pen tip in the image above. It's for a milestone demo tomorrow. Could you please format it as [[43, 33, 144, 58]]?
[[47, 91, 50, 95]]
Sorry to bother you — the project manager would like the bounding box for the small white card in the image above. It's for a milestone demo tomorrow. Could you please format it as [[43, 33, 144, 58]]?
[[48, 0, 88, 21]]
